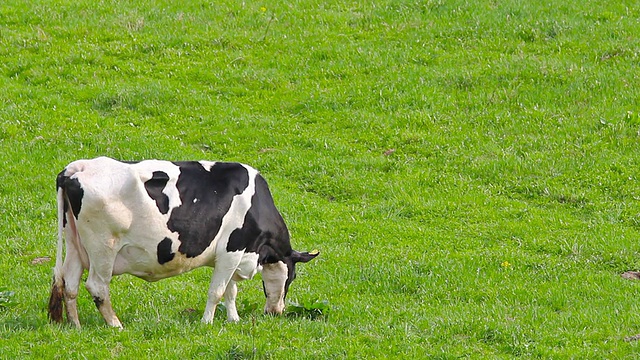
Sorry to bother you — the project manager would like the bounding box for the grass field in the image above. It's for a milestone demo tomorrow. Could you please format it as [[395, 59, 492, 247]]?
[[1, 0, 640, 358]]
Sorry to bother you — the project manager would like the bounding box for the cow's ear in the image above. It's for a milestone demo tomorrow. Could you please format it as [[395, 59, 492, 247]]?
[[290, 250, 319, 263]]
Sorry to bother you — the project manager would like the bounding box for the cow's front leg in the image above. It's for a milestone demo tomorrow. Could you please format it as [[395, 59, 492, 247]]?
[[202, 254, 243, 324], [224, 280, 240, 322]]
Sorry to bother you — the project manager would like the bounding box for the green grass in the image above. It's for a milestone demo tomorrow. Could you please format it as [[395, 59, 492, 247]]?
[[2, 0, 640, 358]]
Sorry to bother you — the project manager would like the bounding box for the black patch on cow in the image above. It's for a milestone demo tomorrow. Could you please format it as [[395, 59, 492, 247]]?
[[227, 174, 290, 254], [167, 162, 250, 258], [257, 244, 280, 264], [57, 170, 84, 226], [157, 237, 175, 264], [56, 170, 67, 191], [284, 258, 296, 299], [93, 296, 104, 309], [227, 217, 261, 253], [65, 178, 83, 219], [144, 171, 170, 214]]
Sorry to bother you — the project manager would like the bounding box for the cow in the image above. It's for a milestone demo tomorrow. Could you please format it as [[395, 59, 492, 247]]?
[[48, 156, 318, 328]]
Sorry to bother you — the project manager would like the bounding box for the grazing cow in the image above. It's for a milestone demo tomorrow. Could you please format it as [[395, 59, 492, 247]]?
[[48, 157, 318, 328]]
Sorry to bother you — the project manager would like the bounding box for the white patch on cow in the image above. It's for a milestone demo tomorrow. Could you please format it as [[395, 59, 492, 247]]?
[[163, 176, 182, 211], [205, 165, 259, 258], [262, 261, 288, 314], [133, 160, 183, 213], [232, 252, 260, 281], [199, 161, 216, 171], [113, 234, 180, 280]]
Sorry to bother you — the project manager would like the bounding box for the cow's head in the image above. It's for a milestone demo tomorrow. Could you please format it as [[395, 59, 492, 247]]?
[[259, 249, 319, 315]]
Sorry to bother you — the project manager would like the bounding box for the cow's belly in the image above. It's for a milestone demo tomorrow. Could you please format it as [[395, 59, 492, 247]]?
[[112, 243, 212, 282]]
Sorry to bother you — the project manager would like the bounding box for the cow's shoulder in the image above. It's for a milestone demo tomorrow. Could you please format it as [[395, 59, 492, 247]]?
[[165, 161, 257, 259]]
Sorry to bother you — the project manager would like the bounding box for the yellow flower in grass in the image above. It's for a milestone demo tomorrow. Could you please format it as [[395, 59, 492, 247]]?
[[501, 261, 512, 268], [260, 7, 267, 12]]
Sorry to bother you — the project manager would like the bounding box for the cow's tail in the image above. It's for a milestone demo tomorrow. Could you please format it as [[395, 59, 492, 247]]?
[[48, 185, 65, 323]]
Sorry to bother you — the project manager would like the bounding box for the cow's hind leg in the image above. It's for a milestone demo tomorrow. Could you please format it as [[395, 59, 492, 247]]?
[[202, 253, 243, 324], [86, 266, 122, 328], [84, 243, 122, 328], [61, 244, 84, 328]]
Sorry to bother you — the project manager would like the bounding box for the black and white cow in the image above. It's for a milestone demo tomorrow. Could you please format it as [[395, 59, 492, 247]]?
[[48, 156, 318, 328]]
